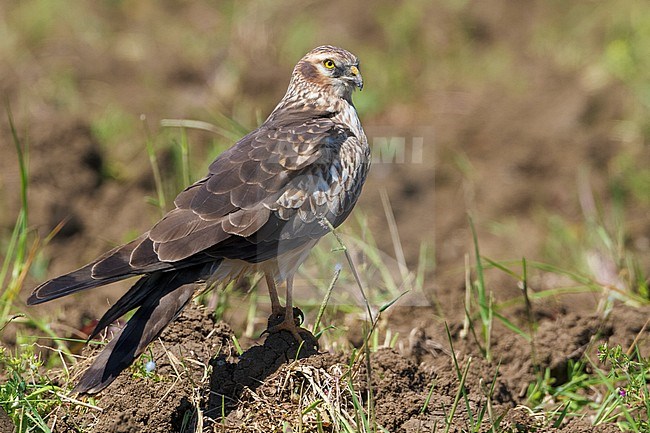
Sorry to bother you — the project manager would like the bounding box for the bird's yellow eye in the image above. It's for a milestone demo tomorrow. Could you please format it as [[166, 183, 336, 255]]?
[[323, 59, 336, 69]]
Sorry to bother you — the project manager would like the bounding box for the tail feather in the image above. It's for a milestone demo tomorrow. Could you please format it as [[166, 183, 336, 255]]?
[[29, 237, 224, 393], [26, 263, 133, 305], [86, 274, 160, 342], [86, 260, 222, 343], [27, 235, 172, 306], [73, 272, 197, 394]]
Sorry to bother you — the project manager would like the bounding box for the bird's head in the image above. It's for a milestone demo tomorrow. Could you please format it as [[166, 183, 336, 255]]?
[[291, 45, 363, 102]]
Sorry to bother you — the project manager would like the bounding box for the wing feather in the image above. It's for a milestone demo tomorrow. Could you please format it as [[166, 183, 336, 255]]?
[[149, 209, 209, 243], [144, 114, 361, 264], [156, 225, 230, 262], [92, 235, 170, 277], [174, 177, 208, 208], [189, 187, 236, 220]]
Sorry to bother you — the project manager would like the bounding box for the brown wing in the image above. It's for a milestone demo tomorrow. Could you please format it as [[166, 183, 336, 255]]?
[[118, 112, 362, 269], [200, 126, 370, 264]]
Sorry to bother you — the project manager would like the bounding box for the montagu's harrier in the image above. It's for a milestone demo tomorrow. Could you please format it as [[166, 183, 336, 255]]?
[[28, 45, 369, 394]]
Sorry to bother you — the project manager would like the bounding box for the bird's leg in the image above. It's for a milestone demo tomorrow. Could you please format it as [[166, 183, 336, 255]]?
[[264, 273, 303, 333], [265, 275, 304, 343], [265, 272, 282, 315]]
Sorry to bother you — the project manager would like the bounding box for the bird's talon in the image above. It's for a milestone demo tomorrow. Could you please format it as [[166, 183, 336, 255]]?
[[267, 323, 303, 343], [293, 307, 304, 326], [265, 313, 309, 344], [268, 306, 304, 328]]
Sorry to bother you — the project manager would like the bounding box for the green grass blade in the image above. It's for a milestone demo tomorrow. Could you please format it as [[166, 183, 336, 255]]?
[[492, 310, 531, 342]]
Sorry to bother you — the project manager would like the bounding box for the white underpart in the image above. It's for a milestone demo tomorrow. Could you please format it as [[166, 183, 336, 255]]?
[[206, 239, 318, 287]]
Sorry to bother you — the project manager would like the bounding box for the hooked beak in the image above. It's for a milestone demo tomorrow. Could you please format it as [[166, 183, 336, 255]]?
[[349, 65, 363, 91]]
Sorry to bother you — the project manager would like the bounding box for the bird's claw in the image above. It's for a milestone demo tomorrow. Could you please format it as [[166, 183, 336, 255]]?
[[265, 317, 306, 343], [263, 306, 308, 344], [266, 306, 304, 328]]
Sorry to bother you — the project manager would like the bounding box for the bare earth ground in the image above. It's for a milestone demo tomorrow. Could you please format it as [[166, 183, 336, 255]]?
[[52, 302, 643, 432], [1, 1, 649, 432]]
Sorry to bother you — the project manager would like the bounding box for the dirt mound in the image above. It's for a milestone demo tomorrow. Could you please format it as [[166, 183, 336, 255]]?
[[51, 301, 645, 432]]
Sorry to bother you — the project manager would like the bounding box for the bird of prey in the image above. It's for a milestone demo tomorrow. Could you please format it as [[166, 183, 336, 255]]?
[[27, 45, 369, 394]]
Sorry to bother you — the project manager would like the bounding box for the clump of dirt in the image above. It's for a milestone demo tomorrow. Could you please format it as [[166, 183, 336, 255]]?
[[54, 304, 234, 433], [220, 350, 434, 432], [499, 407, 621, 433], [55, 303, 320, 433], [0, 407, 15, 433], [53, 301, 647, 432], [207, 320, 319, 418]]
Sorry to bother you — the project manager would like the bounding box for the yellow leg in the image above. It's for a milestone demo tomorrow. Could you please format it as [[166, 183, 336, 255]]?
[[265, 272, 282, 314], [265, 275, 304, 342]]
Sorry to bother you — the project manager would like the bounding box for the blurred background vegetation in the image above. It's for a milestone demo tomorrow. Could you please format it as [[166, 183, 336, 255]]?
[[0, 0, 648, 321]]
